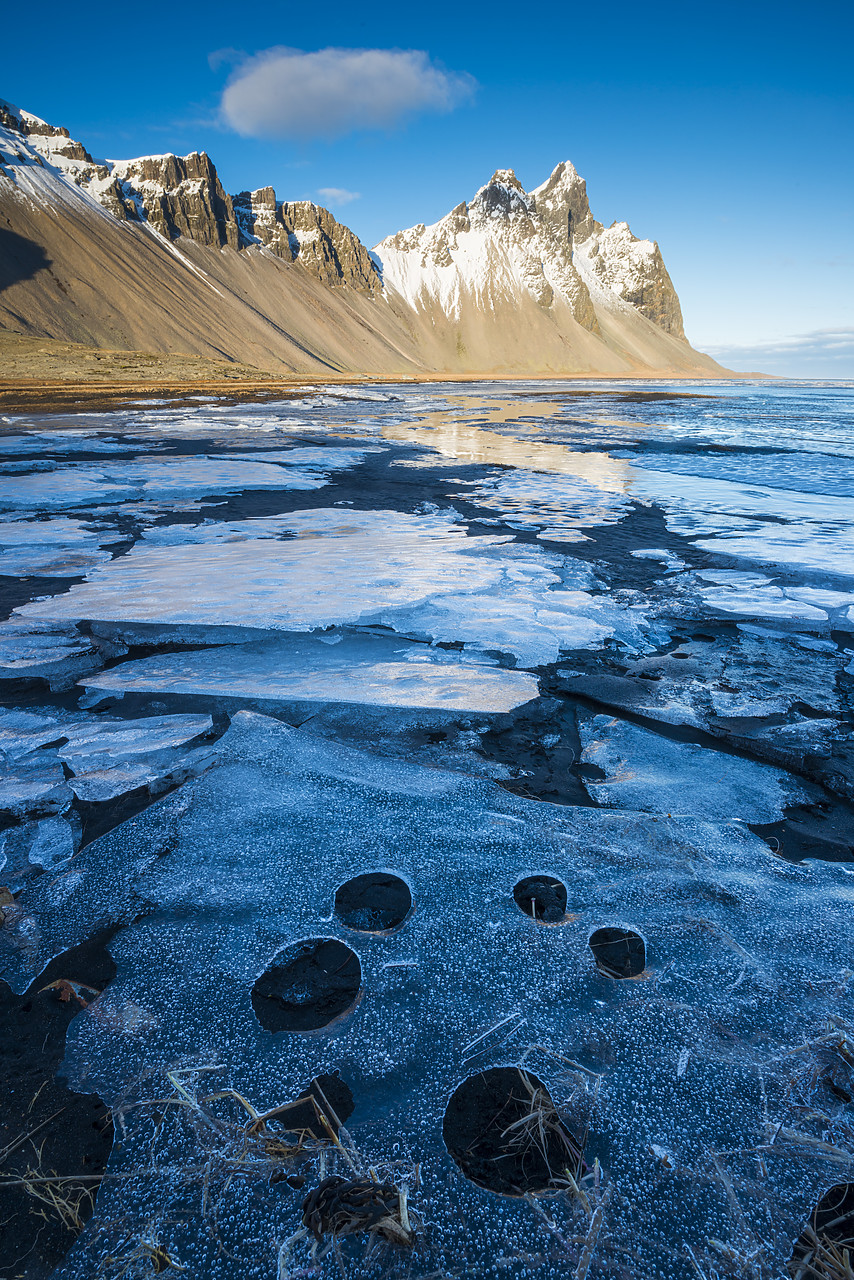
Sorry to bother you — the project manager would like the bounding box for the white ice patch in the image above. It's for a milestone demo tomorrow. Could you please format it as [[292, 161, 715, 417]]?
[[0, 449, 370, 511], [78, 634, 539, 714], [0, 517, 115, 576], [698, 584, 829, 629], [631, 548, 687, 571], [578, 715, 810, 823], [626, 467, 854, 579], [458, 469, 630, 539], [17, 509, 645, 667]]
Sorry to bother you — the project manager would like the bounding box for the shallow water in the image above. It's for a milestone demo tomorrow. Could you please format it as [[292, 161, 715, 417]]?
[[1, 379, 853, 1279]]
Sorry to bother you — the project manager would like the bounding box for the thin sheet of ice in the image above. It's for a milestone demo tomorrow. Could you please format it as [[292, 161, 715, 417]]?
[[456, 468, 631, 537], [0, 753, 70, 820], [0, 432, 150, 456], [627, 466, 854, 577], [79, 634, 539, 714], [0, 517, 115, 576], [16, 508, 511, 631], [698, 584, 829, 627], [0, 621, 102, 689], [16, 510, 643, 666], [58, 713, 215, 803], [579, 714, 811, 822], [0, 817, 76, 876], [0, 450, 371, 511]]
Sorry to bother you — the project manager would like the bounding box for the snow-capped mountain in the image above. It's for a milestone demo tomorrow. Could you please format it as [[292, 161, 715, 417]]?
[[375, 163, 684, 338], [0, 97, 723, 377]]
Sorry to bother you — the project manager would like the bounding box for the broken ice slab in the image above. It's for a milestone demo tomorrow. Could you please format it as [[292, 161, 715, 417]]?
[[631, 548, 687, 571], [0, 431, 153, 455], [13, 509, 646, 666], [78, 634, 539, 714], [698, 583, 829, 629], [628, 465, 854, 572], [0, 620, 102, 690], [15, 508, 511, 632], [0, 753, 71, 821], [16, 711, 854, 1279], [0, 816, 76, 880], [0, 449, 373, 511], [0, 517, 115, 577], [0, 707, 68, 758], [57, 713, 215, 803], [578, 713, 812, 822]]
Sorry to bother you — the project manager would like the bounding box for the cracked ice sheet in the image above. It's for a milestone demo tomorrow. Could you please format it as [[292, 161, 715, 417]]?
[[0, 620, 102, 689], [578, 714, 812, 822], [0, 707, 214, 807], [79, 633, 539, 714], [0, 431, 156, 455], [454, 468, 631, 539], [0, 448, 373, 511], [17, 510, 649, 666], [6, 712, 854, 1279], [57, 713, 215, 803], [0, 516, 116, 576], [626, 466, 854, 577]]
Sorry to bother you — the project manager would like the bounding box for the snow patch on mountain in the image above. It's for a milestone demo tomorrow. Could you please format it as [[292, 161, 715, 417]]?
[[375, 161, 685, 337]]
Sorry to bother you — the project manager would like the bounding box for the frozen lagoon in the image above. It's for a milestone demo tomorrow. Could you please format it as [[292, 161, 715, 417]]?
[[1, 379, 853, 1280]]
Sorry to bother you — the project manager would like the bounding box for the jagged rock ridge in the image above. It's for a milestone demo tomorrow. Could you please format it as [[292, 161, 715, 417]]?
[[233, 189, 381, 294], [0, 95, 721, 376], [0, 103, 380, 294], [376, 162, 685, 338]]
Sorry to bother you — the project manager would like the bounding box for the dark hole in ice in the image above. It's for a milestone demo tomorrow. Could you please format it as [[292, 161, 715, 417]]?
[[334, 872, 412, 933], [275, 1072, 355, 1141], [251, 939, 361, 1032], [589, 926, 645, 978], [790, 1183, 854, 1273], [442, 1066, 583, 1196], [513, 875, 567, 923], [302, 1175, 415, 1246]]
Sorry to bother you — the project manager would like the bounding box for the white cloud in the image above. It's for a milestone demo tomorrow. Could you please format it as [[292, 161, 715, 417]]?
[[316, 187, 360, 206], [219, 46, 476, 141], [705, 327, 854, 378]]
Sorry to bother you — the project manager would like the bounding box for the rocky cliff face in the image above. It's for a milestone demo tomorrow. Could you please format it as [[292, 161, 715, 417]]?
[[376, 161, 685, 339], [233, 190, 381, 293], [109, 153, 240, 249], [232, 187, 294, 261], [279, 201, 382, 294], [0, 100, 379, 292]]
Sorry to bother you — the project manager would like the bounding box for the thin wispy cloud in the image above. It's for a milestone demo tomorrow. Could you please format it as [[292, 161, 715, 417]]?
[[317, 187, 360, 206], [219, 47, 476, 141], [706, 328, 854, 377]]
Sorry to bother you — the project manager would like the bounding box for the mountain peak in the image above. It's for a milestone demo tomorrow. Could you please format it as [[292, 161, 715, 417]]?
[[486, 168, 523, 190]]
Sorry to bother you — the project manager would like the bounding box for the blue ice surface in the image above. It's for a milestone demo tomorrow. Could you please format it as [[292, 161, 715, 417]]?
[[0, 379, 852, 1277], [14, 712, 852, 1280]]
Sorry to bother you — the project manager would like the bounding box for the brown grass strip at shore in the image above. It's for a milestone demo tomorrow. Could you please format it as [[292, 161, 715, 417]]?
[[0, 330, 763, 416]]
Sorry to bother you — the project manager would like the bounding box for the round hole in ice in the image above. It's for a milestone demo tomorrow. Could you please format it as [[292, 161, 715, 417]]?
[[791, 1183, 854, 1273], [589, 926, 645, 978], [513, 875, 567, 923], [251, 939, 361, 1032], [442, 1066, 583, 1197], [334, 872, 412, 933]]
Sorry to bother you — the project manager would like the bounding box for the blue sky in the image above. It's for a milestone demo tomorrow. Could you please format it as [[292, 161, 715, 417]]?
[[4, 0, 853, 374]]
